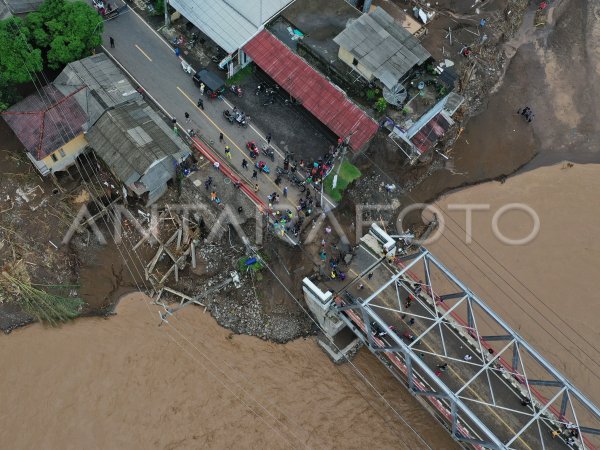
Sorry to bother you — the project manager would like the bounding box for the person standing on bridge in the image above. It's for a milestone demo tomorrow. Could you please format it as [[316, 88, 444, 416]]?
[[219, 132, 224, 142], [254, 183, 259, 193], [109, 36, 115, 48], [184, 112, 190, 123], [266, 132, 272, 144], [551, 430, 561, 439], [414, 284, 422, 295], [224, 146, 231, 159], [252, 169, 257, 179], [197, 98, 204, 110], [242, 159, 248, 170]]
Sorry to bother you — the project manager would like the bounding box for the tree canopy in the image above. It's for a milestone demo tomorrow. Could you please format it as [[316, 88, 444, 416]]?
[[0, 0, 103, 109], [0, 17, 44, 84], [26, 0, 103, 69]]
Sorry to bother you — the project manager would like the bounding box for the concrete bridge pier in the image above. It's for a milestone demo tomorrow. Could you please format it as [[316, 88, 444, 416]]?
[[302, 277, 361, 363]]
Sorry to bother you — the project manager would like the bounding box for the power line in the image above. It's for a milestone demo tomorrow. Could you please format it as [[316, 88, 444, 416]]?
[[351, 140, 600, 379], [248, 247, 434, 450], [9, 24, 303, 448]]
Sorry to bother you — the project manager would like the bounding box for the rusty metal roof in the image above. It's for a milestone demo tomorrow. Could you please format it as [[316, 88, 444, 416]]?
[[410, 112, 451, 154], [2, 85, 87, 160], [244, 30, 379, 151]]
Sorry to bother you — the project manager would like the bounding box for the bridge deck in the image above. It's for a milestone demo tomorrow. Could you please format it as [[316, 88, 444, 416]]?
[[324, 244, 597, 449]]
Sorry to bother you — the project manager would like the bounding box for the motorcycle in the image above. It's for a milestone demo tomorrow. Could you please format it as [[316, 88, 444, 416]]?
[[255, 82, 268, 95], [93, 0, 104, 12], [290, 174, 306, 192], [230, 85, 243, 97], [276, 166, 288, 176], [262, 96, 276, 106], [255, 161, 270, 174], [171, 35, 185, 47], [186, 33, 198, 50], [235, 111, 248, 128], [246, 141, 259, 159], [261, 144, 275, 162], [181, 60, 194, 74]]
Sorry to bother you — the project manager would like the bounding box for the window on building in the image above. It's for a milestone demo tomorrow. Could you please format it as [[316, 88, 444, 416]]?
[[352, 57, 359, 66], [59, 148, 66, 157], [51, 153, 58, 162]]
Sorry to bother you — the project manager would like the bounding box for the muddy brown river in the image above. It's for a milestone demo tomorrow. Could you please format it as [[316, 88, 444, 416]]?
[[0, 294, 457, 449]]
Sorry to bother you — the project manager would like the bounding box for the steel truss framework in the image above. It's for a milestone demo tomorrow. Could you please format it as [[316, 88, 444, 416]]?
[[333, 247, 600, 450]]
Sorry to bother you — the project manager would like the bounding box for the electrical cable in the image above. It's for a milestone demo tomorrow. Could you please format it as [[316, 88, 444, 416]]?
[[9, 24, 303, 449], [351, 143, 600, 380]]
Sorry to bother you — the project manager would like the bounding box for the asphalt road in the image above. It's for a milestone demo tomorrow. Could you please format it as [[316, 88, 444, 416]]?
[[98, 4, 334, 215]]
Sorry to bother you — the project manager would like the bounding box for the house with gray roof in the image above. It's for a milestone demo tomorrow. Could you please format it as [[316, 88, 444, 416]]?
[[86, 100, 190, 206], [0, 0, 12, 19], [2, 0, 41, 15], [333, 6, 431, 89], [2, 53, 140, 176]]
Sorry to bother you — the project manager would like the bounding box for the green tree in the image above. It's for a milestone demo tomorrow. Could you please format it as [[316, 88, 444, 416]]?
[[374, 97, 388, 114], [0, 17, 44, 84], [26, 0, 103, 69], [0, 77, 22, 111]]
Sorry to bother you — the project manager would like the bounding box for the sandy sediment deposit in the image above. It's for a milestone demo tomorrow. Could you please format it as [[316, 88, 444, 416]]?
[[0, 293, 457, 449]]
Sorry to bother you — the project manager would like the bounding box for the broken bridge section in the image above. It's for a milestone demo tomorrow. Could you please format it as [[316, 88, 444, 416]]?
[[243, 30, 379, 152], [304, 226, 600, 449]]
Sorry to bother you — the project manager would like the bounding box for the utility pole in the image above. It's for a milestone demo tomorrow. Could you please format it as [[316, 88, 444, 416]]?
[[319, 130, 355, 209], [164, 0, 170, 27]]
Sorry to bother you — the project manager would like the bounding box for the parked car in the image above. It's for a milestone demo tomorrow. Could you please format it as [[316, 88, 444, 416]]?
[[192, 69, 226, 99]]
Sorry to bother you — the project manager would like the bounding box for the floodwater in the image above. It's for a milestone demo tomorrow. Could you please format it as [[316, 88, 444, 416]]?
[[0, 293, 458, 449], [420, 0, 600, 408], [429, 162, 600, 404]]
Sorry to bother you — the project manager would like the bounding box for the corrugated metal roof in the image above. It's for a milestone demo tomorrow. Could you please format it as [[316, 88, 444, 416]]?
[[410, 113, 451, 154], [0, 0, 12, 19], [333, 6, 431, 89], [4, 0, 42, 14], [87, 101, 189, 200], [244, 30, 379, 152], [168, 0, 293, 53], [2, 85, 88, 160], [53, 54, 141, 127]]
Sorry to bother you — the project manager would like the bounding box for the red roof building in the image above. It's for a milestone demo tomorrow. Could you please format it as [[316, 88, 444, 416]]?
[[3, 84, 87, 160], [410, 113, 452, 154], [244, 30, 379, 151]]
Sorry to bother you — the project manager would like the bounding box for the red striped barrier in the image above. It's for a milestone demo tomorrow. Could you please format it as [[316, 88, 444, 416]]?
[[190, 136, 267, 212]]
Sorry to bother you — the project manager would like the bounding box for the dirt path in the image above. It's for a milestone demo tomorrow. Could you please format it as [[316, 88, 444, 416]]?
[[0, 293, 457, 449]]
